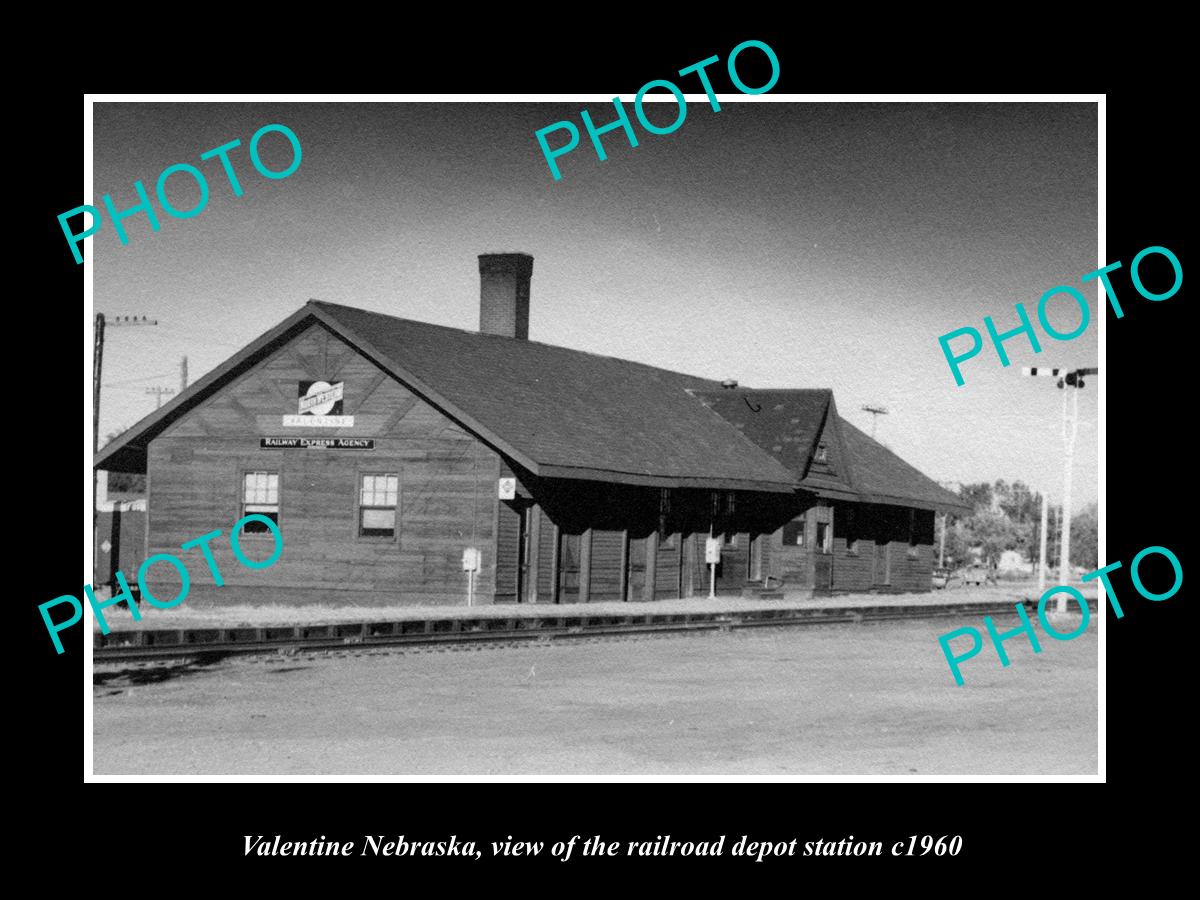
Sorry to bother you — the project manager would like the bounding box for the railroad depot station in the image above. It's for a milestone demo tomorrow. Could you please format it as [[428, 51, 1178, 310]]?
[[95, 253, 968, 608]]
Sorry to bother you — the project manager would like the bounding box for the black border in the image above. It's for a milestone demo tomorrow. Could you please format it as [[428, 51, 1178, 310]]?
[[26, 27, 1188, 882]]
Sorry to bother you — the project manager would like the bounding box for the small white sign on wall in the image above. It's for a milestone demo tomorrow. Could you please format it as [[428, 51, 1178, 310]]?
[[498, 477, 517, 500], [705, 537, 722, 564], [462, 548, 480, 572]]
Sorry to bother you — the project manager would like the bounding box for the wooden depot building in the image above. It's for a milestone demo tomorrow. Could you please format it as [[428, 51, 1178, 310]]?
[[95, 253, 969, 608]]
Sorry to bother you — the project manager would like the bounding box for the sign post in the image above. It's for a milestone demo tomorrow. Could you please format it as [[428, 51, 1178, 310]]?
[[705, 537, 721, 599], [462, 548, 479, 607]]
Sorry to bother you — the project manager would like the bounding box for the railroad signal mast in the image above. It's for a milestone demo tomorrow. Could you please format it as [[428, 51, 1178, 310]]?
[[1022, 366, 1098, 611]]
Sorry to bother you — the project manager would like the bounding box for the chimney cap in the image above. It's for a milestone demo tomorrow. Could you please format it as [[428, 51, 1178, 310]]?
[[478, 251, 534, 265], [721, 379, 739, 389]]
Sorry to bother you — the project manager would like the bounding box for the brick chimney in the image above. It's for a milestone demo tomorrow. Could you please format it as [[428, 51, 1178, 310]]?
[[478, 252, 533, 340]]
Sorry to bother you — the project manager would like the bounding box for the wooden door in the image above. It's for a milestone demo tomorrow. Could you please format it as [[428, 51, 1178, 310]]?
[[495, 499, 521, 603], [873, 540, 891, 587], [681, 533, 696, 597], [712, 533, 749, 595], [748, 534, 763, 582], [496, 499, 534, 603], [518, 504, 533, 602], [627, 534, 647, 601], [558, 531, 582, 603]]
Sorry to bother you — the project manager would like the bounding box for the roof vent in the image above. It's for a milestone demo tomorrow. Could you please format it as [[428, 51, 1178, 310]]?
[[721, 379, 739, 389]]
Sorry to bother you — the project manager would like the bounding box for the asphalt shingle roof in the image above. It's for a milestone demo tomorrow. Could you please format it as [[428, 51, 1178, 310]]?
[[693, 387, 967, 512], [312, 302, 799, 490], [837, 418, 968, 512]]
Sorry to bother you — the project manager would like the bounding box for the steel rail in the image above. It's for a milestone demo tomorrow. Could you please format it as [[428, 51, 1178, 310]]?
[[93, 599, 1075, 665]]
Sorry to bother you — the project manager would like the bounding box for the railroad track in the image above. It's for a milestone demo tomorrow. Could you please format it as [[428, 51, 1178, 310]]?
[[92, 599, 1071, 664]]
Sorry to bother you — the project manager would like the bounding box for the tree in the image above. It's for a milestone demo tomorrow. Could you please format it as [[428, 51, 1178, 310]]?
[[947, 481, 1049, 570], [964, 509, 1022, 568], [1070, 503, 1099, 570], [941, 519, 973, 569], [997, 480, 1040, 524], [958, 482, 993, 515]]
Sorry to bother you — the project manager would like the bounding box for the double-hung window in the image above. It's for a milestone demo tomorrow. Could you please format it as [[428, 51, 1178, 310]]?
[[242, 471, 279, 533], [360, 473, 399, 537]]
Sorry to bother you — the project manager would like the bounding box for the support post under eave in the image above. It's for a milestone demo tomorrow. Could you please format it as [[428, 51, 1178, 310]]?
[[578, 528, 593, 604], [644, 532, 658, 602]]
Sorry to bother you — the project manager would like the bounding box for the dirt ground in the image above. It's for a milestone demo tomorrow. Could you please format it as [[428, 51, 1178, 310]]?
[[92, 614, 1098, 777]]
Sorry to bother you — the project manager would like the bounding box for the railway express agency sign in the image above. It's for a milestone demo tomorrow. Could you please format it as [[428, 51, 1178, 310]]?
[[282, 380, 354, 427], [260, 437, 374, 449]]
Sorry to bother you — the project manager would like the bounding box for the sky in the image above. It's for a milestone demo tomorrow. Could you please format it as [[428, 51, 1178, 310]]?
[[92, 100, 1099, 510]]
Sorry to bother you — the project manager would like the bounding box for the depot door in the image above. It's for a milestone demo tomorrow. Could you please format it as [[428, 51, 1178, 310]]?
[[557, 531, 582, 603], [497, 499, 533, 603], [873, 541, 891, 587]]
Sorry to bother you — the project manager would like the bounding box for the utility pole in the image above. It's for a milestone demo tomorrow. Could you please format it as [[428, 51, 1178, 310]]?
[[939, 516, 947, 569], [1038, 491, 1048, 594], [1050, 505, 1058, 571], [93, 314, 105, 458], [92, 314, 159, 514], [94, 315, 160, 450], [180, 355, 188, 393], [1022, 366, 1097, 612], [861, 404, 889, 439], [936, 480, 964, 570], [145, 386, 175, 409], [92, 314, 159, 593]]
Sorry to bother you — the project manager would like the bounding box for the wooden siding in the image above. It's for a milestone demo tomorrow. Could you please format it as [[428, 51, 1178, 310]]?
[[589, 529, 625, 601], [94, 508, 147, 589], [822, 502, 935, 594], [144, 324, 499, 607]]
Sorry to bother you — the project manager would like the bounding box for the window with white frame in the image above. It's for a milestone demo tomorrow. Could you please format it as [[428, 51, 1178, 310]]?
[[242, 471, 279, 533], [359, 473, 399, 537], [783, 518, 806, 547], [815, 520, 832, 554]]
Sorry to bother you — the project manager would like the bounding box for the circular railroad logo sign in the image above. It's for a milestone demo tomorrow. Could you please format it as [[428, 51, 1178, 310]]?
[[302, 381, 338, 416]]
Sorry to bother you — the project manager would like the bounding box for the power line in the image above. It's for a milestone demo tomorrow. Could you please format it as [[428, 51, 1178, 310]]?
[[145, 386, 176, 409], [860, 404, 889, 439], [103, 372, 175, 387]]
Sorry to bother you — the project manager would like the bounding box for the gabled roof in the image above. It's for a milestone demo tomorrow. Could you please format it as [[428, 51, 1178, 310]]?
[[837, 418, 970, 513], [692, 388, 855, 500], [95, 301, 799, 493], [95, 300, 970, 511], [693, 388, 831, 477], [696, 388, 970, 514]]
